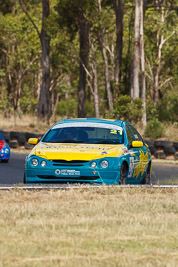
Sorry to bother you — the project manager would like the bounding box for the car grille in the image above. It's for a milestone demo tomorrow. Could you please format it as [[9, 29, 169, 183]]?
[[51, 160, 89, 166], [37, 175, 99, 180]]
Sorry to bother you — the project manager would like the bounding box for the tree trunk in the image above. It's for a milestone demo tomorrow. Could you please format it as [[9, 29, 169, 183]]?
[[140, 0, 146, 126], [91, 58, 100, 118], [132, 0, 140, 99], [78, 17, 89, 118], [99, 26, 113, 113], [38, 0, 51, 123], [113, 0, 124, 90]]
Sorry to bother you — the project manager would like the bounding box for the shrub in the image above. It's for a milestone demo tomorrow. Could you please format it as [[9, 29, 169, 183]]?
[[56, 98, 77, 117], [144, 119, 164, 139], [157, 93, 178, 122], [146, 100, 158, 121], [113, 95, 142, 123]]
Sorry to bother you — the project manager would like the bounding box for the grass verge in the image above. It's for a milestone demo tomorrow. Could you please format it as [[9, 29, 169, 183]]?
[[0, 187, 178, 267]]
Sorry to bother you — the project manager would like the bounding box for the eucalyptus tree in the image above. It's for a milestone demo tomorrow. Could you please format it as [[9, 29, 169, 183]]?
[[0, 1, 40, 122], [18, 0, 51, 123], [56, 0, 96, 118], [112, 0, 124, 90]]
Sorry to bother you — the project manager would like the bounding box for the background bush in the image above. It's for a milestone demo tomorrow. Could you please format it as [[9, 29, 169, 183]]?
[[144, 119, 164, 139], [113, 95, 142, 123]]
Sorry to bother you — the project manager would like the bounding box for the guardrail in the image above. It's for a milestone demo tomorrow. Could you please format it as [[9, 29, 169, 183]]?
[[0, 130, 178, 160]]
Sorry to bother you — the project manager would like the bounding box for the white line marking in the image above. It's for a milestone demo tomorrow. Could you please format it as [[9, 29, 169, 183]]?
[[0, 185, 178, 190]]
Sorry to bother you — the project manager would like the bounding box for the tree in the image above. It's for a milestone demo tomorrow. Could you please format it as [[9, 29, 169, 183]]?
[[56, 0, 96, 118], [132, 0, 140, 100], [112, 0, 124, 91], [97, 0, 113, 113], [18, 0, 51, 123]]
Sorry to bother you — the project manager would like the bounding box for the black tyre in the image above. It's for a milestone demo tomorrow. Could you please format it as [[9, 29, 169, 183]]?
[[173, 142, 178, 151], [18, 135, 27, 146], [9, 140, 19, 148], [149, 145, 157, 154], [10, 131, 25, 140], [23, 172, 26, 184], [119, 162, 127, 185], [24, 142, 34, 150], [145, 139, 154, 147], [154, 151, 166, 159], [25, 132, 40, 140], [154, 140, 164, 149], [0, 131, 10, 143], [163, 146, 176, 155], [142, 164, 151, 184], [174, 152, 178, 160], [161, 140, 173, 148]]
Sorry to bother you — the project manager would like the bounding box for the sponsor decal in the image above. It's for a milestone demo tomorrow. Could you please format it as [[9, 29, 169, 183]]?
[[133, 150, 149, 179], [101, 151, 108, 155], [122, 147, 128, 154], [55, 169, 61, 175], [128, 157, 134, 178], [41, 144, 113, 151], [52, 122, 123, 131], [55, 169, 80, 176]]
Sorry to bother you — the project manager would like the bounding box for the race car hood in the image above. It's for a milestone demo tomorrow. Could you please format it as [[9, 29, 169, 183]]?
[[30, 142, 126, 161]]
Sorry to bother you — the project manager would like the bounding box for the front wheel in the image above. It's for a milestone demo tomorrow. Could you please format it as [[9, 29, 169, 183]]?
[[142, 165, 151, 184], [119, 163, 127, 185]]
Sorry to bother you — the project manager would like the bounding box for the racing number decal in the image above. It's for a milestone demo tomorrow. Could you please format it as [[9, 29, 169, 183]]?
[[128, 157, 134, 178], [110, 129, 122, 135], [110, 129, 117, 134]]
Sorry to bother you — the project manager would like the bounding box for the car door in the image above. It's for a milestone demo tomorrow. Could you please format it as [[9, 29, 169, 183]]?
[[128, 125, 149, 182], [125, 125, 140, 183]]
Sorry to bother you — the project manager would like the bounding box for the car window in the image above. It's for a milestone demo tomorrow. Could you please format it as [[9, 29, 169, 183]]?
[[128, 125, 143, 142], [42, 126, 124, 144], [126, 126, 135, 146]]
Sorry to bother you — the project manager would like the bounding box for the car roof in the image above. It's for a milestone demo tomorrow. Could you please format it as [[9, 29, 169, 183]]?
[[53, 118, 124, 127]]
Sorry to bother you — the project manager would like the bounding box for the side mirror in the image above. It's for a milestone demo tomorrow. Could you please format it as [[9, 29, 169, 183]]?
[[132, 141, 143, 148], [28, 138, 39, 145]]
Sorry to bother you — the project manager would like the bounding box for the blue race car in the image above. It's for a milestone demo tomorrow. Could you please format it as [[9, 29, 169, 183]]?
[[0, 133, 10, 163], [24, 118, 151, 185]]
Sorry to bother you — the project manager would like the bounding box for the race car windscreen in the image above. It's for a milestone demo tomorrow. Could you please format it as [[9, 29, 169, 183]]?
[[42, 125, 124, 144]]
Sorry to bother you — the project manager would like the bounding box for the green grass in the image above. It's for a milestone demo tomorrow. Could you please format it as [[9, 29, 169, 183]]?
[[0, 187, 178, 266]]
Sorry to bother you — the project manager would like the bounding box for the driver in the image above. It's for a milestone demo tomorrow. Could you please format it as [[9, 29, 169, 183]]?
[[65, 129, 77, 140]]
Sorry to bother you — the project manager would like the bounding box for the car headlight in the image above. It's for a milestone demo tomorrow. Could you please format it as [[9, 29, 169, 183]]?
[[101, 160, 109, 168], [41, 160, 47, 167], [90, 161, 97, 168], [31, 158, 39, 166], [1, 149, 4, 153], [5, 149, 9, 153]]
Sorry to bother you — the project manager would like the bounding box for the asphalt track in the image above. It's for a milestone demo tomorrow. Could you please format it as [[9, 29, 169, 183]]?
[[0, 152, 178, 186]]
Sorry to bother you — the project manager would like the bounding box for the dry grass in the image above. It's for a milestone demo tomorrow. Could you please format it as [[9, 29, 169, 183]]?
[[0, 115, 178, 141], [0, 187, 178, 267], [0, 114, 52, 134]]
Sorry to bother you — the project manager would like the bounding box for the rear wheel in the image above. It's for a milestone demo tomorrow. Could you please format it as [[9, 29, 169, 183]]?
[[119, 163, 127, 185], [23, 172, 27, 184], [142, 165, 151, 184]]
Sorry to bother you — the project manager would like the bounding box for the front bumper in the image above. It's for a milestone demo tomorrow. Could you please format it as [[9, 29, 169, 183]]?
[[0, 151, 10, 160], [25, 155, 121, 184]]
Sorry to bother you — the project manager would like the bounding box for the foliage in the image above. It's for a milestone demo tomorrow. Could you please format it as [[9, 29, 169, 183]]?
[[146, 100, 158, 121], [0, 0, 177, 123], [113, 95, 142, 123], [56, 98, 77, 118], [157, 93, 178, 123], [144, 119, 164, 139]]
